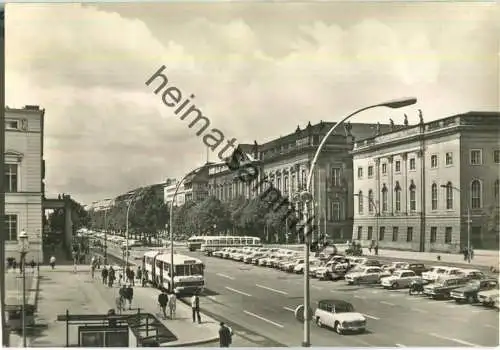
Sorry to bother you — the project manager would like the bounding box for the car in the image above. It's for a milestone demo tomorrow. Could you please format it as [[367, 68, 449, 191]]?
[[283, 258, 304, 272], [404, 263, 428, 276], [383, 262, 408, 274], [313, 261, 337, 278], [450, 278, 498, 304], [421, 266, 463, 282], [380, 270, 421, 289], [362, 260, 383, 267], [477, 288, 500, 308], [244, 252, 263, 264], [294, 259, 321, 274], [423, 276, 470, 299], [458, 269, 486, 280], [314, 299, 367, 334], [345, 267, 390, 285]]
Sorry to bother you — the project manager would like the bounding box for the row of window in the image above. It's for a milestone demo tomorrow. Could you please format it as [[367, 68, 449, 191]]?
[[356, 225, 454, 244], [358, 149, 500, 179], [358, 184, 416, 214]]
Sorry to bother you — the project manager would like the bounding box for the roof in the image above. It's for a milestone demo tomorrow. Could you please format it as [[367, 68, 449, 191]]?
[[156, 253, 203, 265], [318, 299, 353, 307]]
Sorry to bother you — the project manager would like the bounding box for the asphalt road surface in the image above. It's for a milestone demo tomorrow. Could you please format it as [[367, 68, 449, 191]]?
[[183, 249, 499, 348]]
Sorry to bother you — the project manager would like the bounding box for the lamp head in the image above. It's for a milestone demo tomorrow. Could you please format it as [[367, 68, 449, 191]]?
[[299, 191, 313, 203], [381, 97, 417, 109], [18, 230, 29, 254]]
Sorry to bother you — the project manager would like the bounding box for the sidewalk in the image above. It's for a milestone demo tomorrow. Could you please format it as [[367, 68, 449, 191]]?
[[375, 249, 499, 267], [5, 268, 39, 307]]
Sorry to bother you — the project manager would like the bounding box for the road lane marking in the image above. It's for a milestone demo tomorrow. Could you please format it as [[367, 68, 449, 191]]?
[[429, 333, 480, 347], [410, 308, 428, 313], [255, 284, 288, 295], [283, 306, 295, 312], [395, 344, 406, 347], [380, 301, 395, 306], [353, 295, 364, 299], [243, 310, 284, 328], [207, 295, 217, 301], [216, 273, 235, 280], [225, 286, 252, 297], [363, 313, 380, 320]]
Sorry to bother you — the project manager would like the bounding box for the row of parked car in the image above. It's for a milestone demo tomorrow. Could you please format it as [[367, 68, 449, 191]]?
[[210, 246, 500, 309]]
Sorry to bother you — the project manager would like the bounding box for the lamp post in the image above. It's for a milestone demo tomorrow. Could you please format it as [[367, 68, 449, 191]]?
[[169, 165, 205, 292], [103, 207, 109, 265], [354, 193, 380, 248], [18, 230, 29, 348], [441, 184, 471, 262], [125, 189, 146, 270], [300, 97, 417, 347]]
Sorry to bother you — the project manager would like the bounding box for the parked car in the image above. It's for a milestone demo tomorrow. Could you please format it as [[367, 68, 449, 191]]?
[[458, 269, 486, 280], [294, 259, 321, 274], [322, 264, 352, 281], [404, 263, 428, 276], [314, 299, 366, 334], [380, 270, 421, 289], [421, 266, 463, 282], [345, 267, 390, 285], [383, 262, 408, 274], [423, 276, 470, 299], [477, 288, 500, 308], [362, 260, 383, 267], [450, 278, 498, 304]]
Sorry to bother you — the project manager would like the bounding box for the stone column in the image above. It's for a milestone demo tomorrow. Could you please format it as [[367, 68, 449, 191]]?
[[64, 199, 73, 257]]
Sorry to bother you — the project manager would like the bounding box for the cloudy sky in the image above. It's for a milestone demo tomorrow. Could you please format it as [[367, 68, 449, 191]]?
[[5, 1, 499, 205]]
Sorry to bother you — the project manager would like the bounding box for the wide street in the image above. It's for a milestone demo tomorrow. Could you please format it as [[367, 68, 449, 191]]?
[[180, 248, 499, 348]]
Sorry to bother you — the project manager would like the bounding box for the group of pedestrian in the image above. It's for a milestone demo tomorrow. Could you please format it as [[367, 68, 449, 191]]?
[[157, 289, 177, 320], [462, 246, 475, 263], [125, 267, 135, 286], [368, 240, 379, 255], [118, 284, 134, 312], [6, 257, 38, 272], [101, 266, 117, 287]]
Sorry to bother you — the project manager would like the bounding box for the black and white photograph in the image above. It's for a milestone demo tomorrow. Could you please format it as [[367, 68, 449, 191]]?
[[1, 1, 499, 348]]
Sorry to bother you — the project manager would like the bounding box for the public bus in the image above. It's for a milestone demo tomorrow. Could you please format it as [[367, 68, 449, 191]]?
[[189, 235, 262, 253], [142, 251, 205, 295]]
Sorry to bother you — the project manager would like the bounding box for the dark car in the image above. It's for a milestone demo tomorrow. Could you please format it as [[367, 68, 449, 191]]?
[[406, 263, 428, 276], [423, 277, 470, 299], [450, 278, 498, 304], [364, 260, 383, 267]]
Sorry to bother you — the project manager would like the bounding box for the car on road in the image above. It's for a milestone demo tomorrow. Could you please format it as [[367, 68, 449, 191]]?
[[244, 252, 264, 264], [293, 259, 321, 274], [345, 266, 390, 285], [423, 276, 470, 299], [421, 266, 463, 282], [458, 269, 486, 280], [450, 278, 499, 304], [477, 288, 500, 308], [404, 263, 428, 276], [380, 269, 422, 289], [314, 299, 367, 334]]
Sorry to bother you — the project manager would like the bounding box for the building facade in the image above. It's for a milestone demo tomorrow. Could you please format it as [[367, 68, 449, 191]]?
[[352, 111, 500, 252], [4, 105, 45, 262], [164, 165, 210, 207]]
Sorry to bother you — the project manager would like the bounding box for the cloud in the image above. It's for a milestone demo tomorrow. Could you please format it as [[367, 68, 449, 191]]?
[[5, 2, 498, 204]]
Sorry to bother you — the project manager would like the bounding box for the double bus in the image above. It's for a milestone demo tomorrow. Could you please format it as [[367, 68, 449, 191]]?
[[186, 235, 262, 253], [143, 250, 205, 295]]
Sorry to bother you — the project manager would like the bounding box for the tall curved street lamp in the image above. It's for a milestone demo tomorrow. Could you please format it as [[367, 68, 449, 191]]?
[[18, 230, 29, 348], [125, 188, 147, 269], [354, 193, 380, 247], [169, 165, 206, 292], [300, 97, 417, 347]]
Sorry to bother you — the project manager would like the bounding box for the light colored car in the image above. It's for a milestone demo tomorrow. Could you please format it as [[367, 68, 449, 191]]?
[[345, 267, 390, 285], [314, 261, 337, 278], [380, 270, 421, 289], [314, 299, 367, 334], [458, 269, 486, 280], [294, 259, 321, 274], [477, 288, 500, 307], [421, 266, 463, 282], [383, 262, 408, 274]]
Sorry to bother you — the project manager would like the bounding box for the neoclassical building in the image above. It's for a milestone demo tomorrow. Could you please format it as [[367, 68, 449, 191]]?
[[352, 111, 500, 252]]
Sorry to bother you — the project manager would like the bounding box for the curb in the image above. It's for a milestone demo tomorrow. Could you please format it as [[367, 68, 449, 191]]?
[[162, 335, 219, 347]]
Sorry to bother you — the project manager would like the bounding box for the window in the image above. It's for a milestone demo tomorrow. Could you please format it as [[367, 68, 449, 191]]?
[[382, 163, 387, 174], [395, 161, 401, 173], [368, 190, 374, 213], [358, 191, 364, 214], [406, 227, 413, 242], [379, 227, 385, 241], [331, 167, 341, 186], [5, 164, 18, 192], [494, 150, 500, 164], [367, 227, 373, 240], [284, 176, 289, 192], [357, 167, 363, 179], [470, 149, 482, 165], [392, 227, 398, 241], [431, 183, 438, 210], [381, 186, 388, 212], [495, 180, 500, 200], [394, 183, 401, 213], [357, 226, 362, 240], [445, 182, 453, 209], [6, 214, 18, 241], [430, 227, 437, 243], [277, 177, 282, 191], [5, 120, 19, 130], [409, 158, 416, 170], [409, 183, 416, 211], [445, 227, 452, 244], [445, 152, 453, 165], [471, 180, 482, 209], [331, 201, 341, 221], [301, 170, 307, 188], [430, 155, 438, 168], [367, 166, 374, 178]]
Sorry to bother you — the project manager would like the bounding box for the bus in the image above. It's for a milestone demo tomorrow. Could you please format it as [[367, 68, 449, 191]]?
[[143, 251, 205, 295], [189, 235, 262, 253]]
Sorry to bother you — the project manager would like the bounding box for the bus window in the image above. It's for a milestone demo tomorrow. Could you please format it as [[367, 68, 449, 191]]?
[[214, 239, 220, 245], [227, 238, 234, 245], [219, 237, 227, 246], [191, 264, 204, 276], [175, 265, 188, 277], [245, 238, 252, 245], [163, 262, 170, 274], [155, 260, 162, 268]]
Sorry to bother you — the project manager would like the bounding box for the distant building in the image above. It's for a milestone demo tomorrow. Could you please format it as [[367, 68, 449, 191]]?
[[352, 111, 500, 252], [164, 164, 211, 206], [88, 198, 115, 212], [4, 105, 45, 262]]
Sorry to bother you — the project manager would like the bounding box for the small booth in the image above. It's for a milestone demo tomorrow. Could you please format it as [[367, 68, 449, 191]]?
[[5, 304, 36, 331]]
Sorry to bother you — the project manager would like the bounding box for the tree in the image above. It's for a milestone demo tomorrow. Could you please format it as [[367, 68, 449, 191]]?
[[237, 197, 268, 238], [191, 196, 230, 234], [226, 196, 249, 231], [49, 200, 89, 233], [129, 187, 169, 242], [172, 200, 197, 236]]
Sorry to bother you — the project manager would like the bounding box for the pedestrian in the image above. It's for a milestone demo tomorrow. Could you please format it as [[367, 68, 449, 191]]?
[[102, 266, 109, 285], [157, 290, 168, 319], [97, 256, 101, 270], [30, 259, 36, 271], [119, 284, 127, 300], [126, 284, 134, 310], [463, 247, 469, 262], [374, 244, 379, 256], [108, 267, 115, 287], [142, 270, 148, 287], [49, 256, 56, 270], [129, 269, 135, 286], [168, 291, 177, 319], [118, 270, 123, 286], [218, 322, 232, 347], [136, 266, 142, 284], [191, 292, 201, 324], [470, 246, 475, 261]]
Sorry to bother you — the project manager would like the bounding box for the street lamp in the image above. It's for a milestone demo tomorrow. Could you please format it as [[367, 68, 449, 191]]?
[[440, 184, 471, 262], [354, 193, 380, 250], [125, 189, 146, 270], [18, 230, 29, 348], [300, 97, 417, 347]]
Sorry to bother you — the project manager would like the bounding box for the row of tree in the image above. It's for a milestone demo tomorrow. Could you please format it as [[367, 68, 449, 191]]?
[[87, 194, 303, 243]]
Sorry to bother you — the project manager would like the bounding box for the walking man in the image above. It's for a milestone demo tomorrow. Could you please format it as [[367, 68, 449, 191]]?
[[191, 292, 201, 324], [158, 290, 168, 319], [168, 291, 177, 319], [219, 322, 233, 347], [101, 266, 109, 285], [49, 256, 56, 270], [125, 284, 134, 310], [108, 267, 116, 287]]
